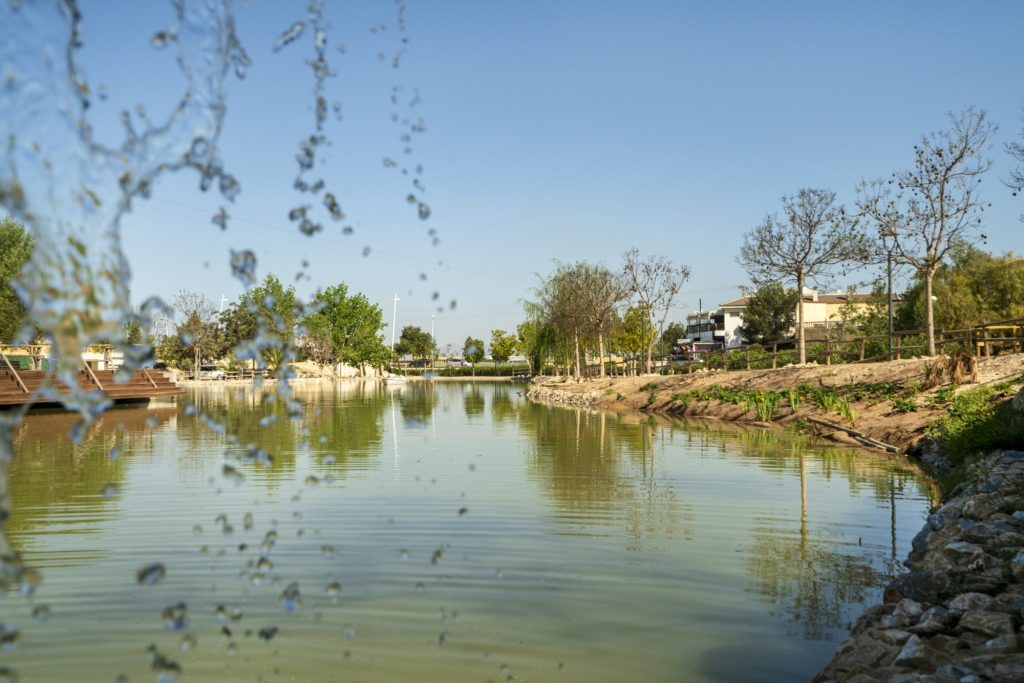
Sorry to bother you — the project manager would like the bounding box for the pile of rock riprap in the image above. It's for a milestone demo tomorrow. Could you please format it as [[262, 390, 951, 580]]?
[[525, 383, 599, 408], [816, 449, 1024, 682]]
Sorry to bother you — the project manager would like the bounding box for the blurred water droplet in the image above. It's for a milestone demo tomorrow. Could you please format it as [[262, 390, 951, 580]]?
[[109, 445, 121, 461], [179, 634, 197, 652], [243, 512, 254, 530], [162, 602, 188, 631], [258, 626, 279, 642], [101, 483, 120, 499], [222, 464, 244, 485], [0, 624, 19, 652], [273, 22, 305, 52], [136, 563, 166, 586], [325, 581, 341, 599], [304, 474, 320, 487], [151, 31, 176, 49], [415, 582, 425, 593], [399, 548, 409, 560], [226, 641, 238, 656], [279, 582, 301, 612], [321, 544, 337, 560], [458, 507, 468, 516], [342, 625, 357, 640], [417, 202, 431, 220], [31, 604, 50, 623], [438, 630, 448, 646]]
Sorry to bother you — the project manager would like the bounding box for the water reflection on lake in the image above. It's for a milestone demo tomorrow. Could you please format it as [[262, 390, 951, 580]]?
[[3, 381, 933, 682]]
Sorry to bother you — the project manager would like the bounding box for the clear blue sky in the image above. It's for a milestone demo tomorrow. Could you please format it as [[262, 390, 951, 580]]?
[[75, 0, 1024, 351]]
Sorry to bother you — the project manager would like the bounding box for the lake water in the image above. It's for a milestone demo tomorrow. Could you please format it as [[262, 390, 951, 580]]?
[[3, 380, 935, 682]]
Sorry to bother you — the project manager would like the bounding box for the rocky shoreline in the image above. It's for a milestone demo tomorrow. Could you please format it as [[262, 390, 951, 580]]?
[[816, 448, 1024, 682], [525, 372, 1024, 682]]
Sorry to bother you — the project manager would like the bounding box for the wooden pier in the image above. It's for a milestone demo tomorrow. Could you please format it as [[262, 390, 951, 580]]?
[[0, 364, 183, 409]]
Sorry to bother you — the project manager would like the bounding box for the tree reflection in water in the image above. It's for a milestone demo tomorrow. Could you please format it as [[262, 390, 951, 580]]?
[[6, 406, 176, 562], [521, 404, 690, 550], [686, 423, 932, 641]]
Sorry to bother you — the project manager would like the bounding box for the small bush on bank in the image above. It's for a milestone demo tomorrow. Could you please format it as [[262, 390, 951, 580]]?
[[931, 386, 1024, 468]]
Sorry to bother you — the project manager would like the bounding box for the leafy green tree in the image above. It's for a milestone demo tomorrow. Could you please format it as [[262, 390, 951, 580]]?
[[0, 217, 33, 343], [661, 322, 687, 354], [737, 283, 798, 345], [613, 304, 651, 375], [218, 274, 297, 370], [490, 329, 518, 369], [517, 320, 555, 374], [219, 299, 258, 359], [396, 325, 435, 362], [463, 336, 485, 377], [897, 245, 1024, 332], [302, 283, 390, 369]]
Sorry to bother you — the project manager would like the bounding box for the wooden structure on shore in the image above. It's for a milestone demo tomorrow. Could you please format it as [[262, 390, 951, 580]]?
[[0, 363, 183, 409]]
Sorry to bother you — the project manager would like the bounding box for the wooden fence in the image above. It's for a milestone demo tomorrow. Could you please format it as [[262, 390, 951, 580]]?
[[665, 318, 1024, 374]]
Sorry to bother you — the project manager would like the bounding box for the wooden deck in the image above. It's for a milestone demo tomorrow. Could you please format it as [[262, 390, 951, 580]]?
[[0, 366, 183, 408]]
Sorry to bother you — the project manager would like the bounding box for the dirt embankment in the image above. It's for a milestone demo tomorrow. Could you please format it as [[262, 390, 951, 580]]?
[[527, 355, 1024, 458]]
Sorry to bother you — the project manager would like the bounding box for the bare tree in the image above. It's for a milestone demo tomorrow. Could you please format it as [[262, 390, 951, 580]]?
[[858, 107, 995, 356], [622, 249, 690, 373], [1005, 107, 1024, 222], [738, 188, 867, 364], [172, 290, 219, 376], [577, 264, 629, 378]]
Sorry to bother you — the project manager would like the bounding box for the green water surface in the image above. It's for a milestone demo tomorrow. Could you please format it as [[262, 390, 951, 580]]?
[[3, 381, 934, 682]]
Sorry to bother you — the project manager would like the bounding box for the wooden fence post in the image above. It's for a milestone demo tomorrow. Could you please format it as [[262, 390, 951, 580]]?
[[745, 350, 750, 370], [859, 337, 866, 362], [895, 335, 902, 360], [771, 343, 778, 369]]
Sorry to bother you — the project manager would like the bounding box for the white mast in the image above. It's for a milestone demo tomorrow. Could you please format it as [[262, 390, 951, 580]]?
[[390, 293, 400, 351]]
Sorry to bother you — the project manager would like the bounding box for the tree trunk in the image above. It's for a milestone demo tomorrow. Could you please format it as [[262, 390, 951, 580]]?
[[797, 272, 806, 365], [573, 330, 581, 381], [598, 329, 606, 379], [925, 269, 936, 356], [194, 345, 202, 380]]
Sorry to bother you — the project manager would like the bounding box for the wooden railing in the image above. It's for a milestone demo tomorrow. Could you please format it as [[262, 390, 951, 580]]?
[[660, 318, 1024, 374]]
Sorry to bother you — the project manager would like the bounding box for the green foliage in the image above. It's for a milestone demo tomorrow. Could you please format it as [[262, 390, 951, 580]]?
[[661, 321, 687, 352], [463, 336, 485, 364], [891, 397, 918, 413], [396, 325, 435, 360], [898, 245, 1024, 332], [639, 381, 660, 392], [736, 282, 798, 345], [614, 304, 652, 361], [0, 216, 33, 343], [786, 387, 802, 411], [931, 386, 1024, 468], [302, 283, 390, 368], [753, 391, 780, 421], [645, 389, 657, 406], [671, 392, 690, 410], [490, 329, 518, 365], [928, 384, 959, 406]]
